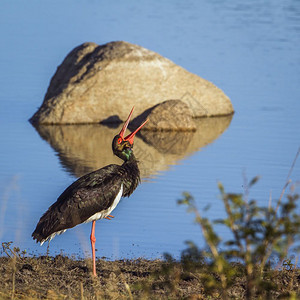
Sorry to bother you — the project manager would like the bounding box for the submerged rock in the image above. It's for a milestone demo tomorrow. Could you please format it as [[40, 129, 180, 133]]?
[[30, 41, 234, 124]]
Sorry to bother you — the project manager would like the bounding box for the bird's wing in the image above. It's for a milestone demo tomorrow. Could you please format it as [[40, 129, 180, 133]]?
[[32, 164, 124, 242]]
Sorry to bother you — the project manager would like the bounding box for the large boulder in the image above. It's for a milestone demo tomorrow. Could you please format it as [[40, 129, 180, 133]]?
[[30, 41, 234, 124], [131, 100, 196, 131]]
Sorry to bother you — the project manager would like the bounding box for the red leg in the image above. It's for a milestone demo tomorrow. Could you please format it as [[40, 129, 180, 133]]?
[[105, 215, 114, 220], [90, 220, 97, 276]]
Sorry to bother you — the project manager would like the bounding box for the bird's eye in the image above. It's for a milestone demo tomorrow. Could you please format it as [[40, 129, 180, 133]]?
[[118, 138, 122, 144]]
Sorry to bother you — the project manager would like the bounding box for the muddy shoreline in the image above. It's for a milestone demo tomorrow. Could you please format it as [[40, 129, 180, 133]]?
[[1, 254, 299, 299]]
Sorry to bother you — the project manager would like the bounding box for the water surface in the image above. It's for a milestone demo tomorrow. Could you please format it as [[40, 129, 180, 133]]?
[[0, 1, 299, 259]]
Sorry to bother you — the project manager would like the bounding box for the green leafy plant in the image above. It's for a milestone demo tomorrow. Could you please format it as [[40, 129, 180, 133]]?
[[178, 176, 300, 299], [176, 148, 300, 299]]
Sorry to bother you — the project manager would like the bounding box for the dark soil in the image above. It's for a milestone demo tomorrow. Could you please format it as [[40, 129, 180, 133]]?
[[0, 255, 299, 299]]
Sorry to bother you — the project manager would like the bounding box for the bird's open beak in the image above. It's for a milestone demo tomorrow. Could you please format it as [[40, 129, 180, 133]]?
[[119, 107, 148, 145]]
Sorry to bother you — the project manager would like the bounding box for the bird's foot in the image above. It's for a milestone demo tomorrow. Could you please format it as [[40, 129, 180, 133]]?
[[92, 270, 98, 277], [105, 215, 114, 220]]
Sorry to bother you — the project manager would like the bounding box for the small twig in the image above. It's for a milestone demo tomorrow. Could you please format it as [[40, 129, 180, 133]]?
[[259, 191, 275, 274], [242, 170, 250, 205], [223, 196, 244, 253], [11, 256, 16, 300], [80, 282, 84, 300], [275, 180, 291, 214], [268, 190, 272, 212], [2, 246, 12, 259], [285, 148, 300, 182], [120, 273, 133, 300], [124, 282, 133, 300], [194, 209, 228, 299], [275, 147, 300, 213]]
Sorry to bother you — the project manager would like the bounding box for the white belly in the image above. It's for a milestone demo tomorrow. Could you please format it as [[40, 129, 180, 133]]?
[[84, 183, 123, 223]]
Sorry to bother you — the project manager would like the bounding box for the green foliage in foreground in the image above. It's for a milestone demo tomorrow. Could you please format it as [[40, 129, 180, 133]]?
[[174, 176, 300, 300]]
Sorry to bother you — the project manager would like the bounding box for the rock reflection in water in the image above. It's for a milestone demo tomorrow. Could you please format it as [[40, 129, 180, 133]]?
[[32, 115, 232, 179]]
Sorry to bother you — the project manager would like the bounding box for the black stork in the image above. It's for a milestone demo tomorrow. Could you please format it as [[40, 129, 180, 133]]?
[[32, 107, 148, 276]]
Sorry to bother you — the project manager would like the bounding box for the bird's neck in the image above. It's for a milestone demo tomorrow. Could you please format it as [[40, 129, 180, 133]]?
[[126, 151, 136, 162], [122, 152, 138, 173], [121, 153, 140, 197], [116, 148, 135, 162]]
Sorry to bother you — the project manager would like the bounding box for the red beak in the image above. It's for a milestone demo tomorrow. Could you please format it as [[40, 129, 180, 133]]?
[[119, 107, 148, 145]]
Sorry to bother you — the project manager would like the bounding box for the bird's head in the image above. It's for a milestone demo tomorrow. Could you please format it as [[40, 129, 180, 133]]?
[[112, 107, 148, 161]]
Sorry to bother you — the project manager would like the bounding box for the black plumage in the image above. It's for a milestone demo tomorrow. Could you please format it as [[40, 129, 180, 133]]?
[[32, 157, 140, 244], [31, 107, 148, 276]]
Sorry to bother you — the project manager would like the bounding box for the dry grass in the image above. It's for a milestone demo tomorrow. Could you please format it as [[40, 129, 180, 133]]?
[[0, 253, 299, 299]]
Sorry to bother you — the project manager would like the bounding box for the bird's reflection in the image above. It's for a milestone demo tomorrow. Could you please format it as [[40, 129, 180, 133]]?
[[32, 115, 233, 179]]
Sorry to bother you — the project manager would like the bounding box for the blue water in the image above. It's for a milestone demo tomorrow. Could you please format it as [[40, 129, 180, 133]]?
[[0, 1, 299, 259]]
